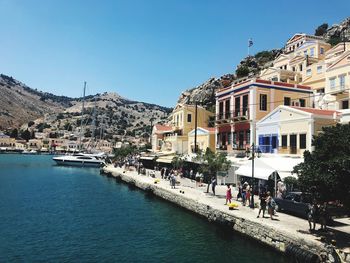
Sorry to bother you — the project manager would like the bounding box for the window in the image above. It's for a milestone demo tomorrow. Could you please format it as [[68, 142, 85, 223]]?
[[330, 78, 336, 89], [320, 47, 324, 54], [242, 95, 248, 116], [304, 50, 308, 56], [306, 69, 311, 76], [235, 97, 240, 116], [227, 132, 231, 145], [317, 88, 325, 94], [342, 100, 349, 109], [225, 99, 230, 119], [339, 75, 346, 90], [299, 64, 303, 71], [282, 135, 287, 148], [299, 134, 306, 149], [187, 114, 192, 123], [317, 66, 322, 74], [232, 132, 237, 147], [310, 48, 315, 57], [292, 67, 296, 72], [259, 94, 267, 111], [284, 97, 291, 106], [246, 130, 250, 145], [219, 101, 224, 119], [299, 99, 306, 107]]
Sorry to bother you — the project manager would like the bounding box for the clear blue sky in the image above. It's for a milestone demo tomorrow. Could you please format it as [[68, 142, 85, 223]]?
[[0, 0, 349, 107]]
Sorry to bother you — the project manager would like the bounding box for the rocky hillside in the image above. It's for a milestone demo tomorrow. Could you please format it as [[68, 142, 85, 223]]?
[[177, 74, 235, 111], [0, 74, 172, 139], [0, 74, 69, 129], [315, 17, 350, 45], [50, 92, 172, 139], [176, 49, 281, 112]]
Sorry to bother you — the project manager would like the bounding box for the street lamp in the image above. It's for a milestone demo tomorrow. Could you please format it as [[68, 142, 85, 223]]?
[[245, 143, 262, 209]]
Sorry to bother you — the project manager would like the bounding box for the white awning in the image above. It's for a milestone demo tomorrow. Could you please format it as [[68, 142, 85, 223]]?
[[235, 158, 277, 180], [156, 155, 175, 164]]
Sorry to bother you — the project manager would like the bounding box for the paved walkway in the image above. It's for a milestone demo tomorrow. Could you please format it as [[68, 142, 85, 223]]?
[[104, 165, 350, 251]]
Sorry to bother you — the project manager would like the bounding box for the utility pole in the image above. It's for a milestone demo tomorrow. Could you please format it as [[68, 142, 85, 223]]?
[[194, 102, 198, 153], [79, 81, 86, 151]]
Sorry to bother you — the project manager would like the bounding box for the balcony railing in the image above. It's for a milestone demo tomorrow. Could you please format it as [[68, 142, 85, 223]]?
[[216, 109, 249, 122], [329, 84, 349, 94]]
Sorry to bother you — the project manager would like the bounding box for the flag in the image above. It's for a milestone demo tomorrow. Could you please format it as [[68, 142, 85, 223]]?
[[248, 38, 253, 47]]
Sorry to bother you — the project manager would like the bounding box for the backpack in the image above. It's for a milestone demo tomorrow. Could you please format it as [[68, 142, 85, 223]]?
[[270, 198, 276, 209]]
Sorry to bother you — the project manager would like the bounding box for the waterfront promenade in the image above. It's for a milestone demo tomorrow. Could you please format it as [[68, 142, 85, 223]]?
[[102, 165, 350, 262]]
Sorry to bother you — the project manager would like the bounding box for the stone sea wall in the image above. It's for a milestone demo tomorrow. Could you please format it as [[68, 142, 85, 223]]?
[[102, 167, 344, 263]]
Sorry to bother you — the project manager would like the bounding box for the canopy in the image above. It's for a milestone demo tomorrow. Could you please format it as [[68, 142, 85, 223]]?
[[235, 158, 277, 180], [156, 155, 175, 164]]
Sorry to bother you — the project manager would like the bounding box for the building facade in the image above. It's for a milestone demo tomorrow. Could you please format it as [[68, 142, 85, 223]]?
[[215, 79, 313, 154], [256, 106, 339, 155]]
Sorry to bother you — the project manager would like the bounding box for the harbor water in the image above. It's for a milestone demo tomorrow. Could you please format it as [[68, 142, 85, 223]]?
[[0, 154, 292, 262]]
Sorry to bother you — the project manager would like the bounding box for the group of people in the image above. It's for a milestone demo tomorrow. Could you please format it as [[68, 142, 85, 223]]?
[[307, 201, 329, 231], [160, 167, 177, 189], [256, 190, 276, 220], [236, 182, 252, 206]]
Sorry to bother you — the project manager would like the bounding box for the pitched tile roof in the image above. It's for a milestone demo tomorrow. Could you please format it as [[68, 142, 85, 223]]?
[[291, 107, 339, 116], [154, 125, 173, 132]]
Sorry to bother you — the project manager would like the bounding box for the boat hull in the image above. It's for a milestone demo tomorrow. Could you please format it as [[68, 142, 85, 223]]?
[[53, 157, 103, 168]]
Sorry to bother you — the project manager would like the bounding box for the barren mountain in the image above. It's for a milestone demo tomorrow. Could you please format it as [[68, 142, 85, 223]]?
[[0, 74, 172, 139], [0, 74, 70, 130]]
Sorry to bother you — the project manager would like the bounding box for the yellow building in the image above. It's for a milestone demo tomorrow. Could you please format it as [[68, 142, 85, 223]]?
[[260, 33, 331, 88], [170, 104, 214, 135], [322, 43, 350, 110], [187, 127, 215, 154], [155, 104, 214, 154]]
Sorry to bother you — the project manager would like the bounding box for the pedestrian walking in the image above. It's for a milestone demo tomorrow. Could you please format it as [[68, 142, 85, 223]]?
[[211, 177, 217, 196], [307, 201, 319, 231], [165, 167, 170, 180], [246, 185, 251, 207], [170, 173, 176, 189], [242, 182, 248, 205], [225, 185, 232, 205], [266, 191, 275, 220], [160, 167, 165, 179], [195, 172, 200, 187], [319, 202, 328, 231], [257, 190, 267, 218], [236, 182, 242, 201]]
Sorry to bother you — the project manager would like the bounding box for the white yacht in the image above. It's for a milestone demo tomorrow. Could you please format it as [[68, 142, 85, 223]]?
[[52, 153, 105, 168]]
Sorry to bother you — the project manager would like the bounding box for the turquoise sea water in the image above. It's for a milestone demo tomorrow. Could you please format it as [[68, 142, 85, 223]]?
[[0, 154, 292, 262]]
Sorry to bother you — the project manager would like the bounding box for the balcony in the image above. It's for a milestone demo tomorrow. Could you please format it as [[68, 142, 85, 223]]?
[[328, 84, 349, 95], [216, 109, 250, 123]]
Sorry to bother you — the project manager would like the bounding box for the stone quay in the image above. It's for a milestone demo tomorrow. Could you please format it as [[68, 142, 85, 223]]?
[[101, 165, 350, 263]]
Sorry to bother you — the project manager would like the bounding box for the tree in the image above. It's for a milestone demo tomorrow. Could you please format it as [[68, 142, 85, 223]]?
[[293, 124, 350, 208], [28, 121, 35, 127], [113, 145, 137, 161], [236, 66, 250, 78], [20, 129, 31, 141], [283, 176, 299, 192], [171, 155, 184, 170], [193, 148, 232, 193], [10, 128, 18, 138], [315, 23, 328, 36]]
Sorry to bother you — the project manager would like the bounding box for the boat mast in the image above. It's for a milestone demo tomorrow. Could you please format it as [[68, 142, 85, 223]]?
[[79, 81, 86, 151]]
